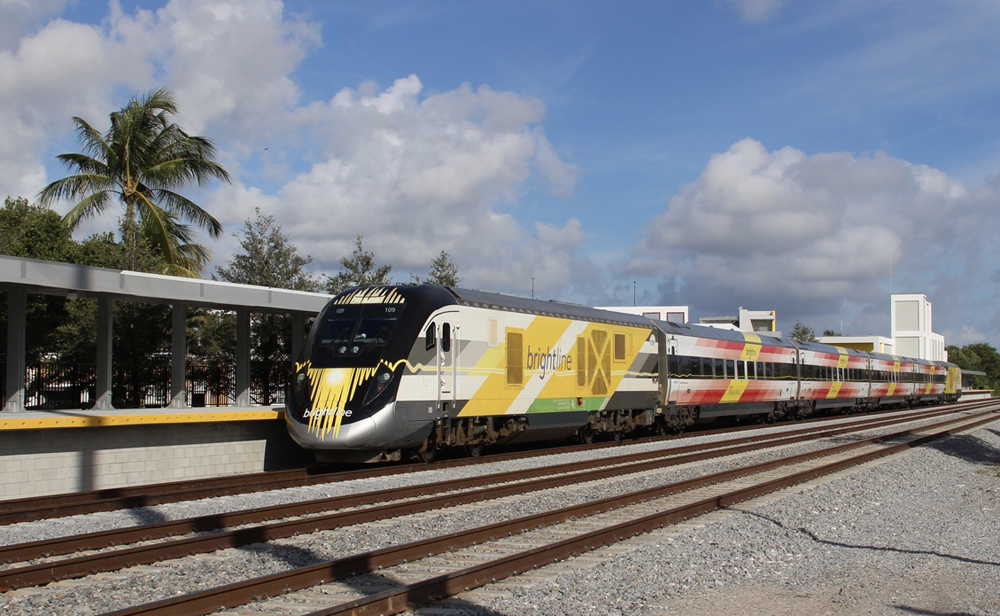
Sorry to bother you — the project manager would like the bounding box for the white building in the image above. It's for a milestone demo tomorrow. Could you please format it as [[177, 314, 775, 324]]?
[[891, 293, 947, 361], [817, 293, 946, 361]]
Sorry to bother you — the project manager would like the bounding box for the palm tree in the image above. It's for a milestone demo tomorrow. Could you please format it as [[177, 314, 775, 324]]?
[[38, 87, 231, 276]]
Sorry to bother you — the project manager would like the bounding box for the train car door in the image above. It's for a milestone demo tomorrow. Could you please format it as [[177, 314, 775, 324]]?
[[788, 340, 803, 404], [434, 312, 460, 410], [654, 327, 676, 405]]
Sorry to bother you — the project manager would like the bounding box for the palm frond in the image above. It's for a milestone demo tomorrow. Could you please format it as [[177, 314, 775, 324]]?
[[140, 207, 210, 277], [39, 173, 114, 207], [53, 153, 111, 176], [153, 189, 223, 238], [133, 194, 178, 264], [70, 117, 113, 162], [62, 191, 114, 229]]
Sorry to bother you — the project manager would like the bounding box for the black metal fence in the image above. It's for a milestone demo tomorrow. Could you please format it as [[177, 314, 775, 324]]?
[[1, 361, 289, 410]]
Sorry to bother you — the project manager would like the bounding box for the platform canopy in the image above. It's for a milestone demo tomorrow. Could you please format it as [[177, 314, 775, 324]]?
[[1, 255, 332, 413]]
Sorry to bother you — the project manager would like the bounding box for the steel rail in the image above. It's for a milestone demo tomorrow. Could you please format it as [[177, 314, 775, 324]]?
[[0, 404, 966, 575], [96, 410, 999, 616]]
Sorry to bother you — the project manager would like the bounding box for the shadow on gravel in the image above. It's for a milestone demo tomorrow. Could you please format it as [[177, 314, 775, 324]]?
[[892, 605, 979, 615], [126, 506, 169, 525], [241, 540, 323, 568], [733, 509, 1000, 568], [236, 542, 511, 614], [332, 571, 512, 616], [925, 433, 1000, 466]]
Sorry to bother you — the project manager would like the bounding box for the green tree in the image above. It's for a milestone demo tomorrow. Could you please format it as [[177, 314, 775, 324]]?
[[37, 88, 231, 276], [326, 235, 392, 294], [790, 320, 817, 343], [213, 208, 323, 400], [0, 197, 82, 363], [946, 343, 1000, 393], [216, 207, 321, 292], [426, 250, 461, 287], [0, 196, 79, 262], [186, 309, 235, 363]]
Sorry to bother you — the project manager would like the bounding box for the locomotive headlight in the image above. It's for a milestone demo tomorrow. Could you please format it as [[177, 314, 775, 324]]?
[[292, 370, 309, 404], [364, 366, 396, 405]]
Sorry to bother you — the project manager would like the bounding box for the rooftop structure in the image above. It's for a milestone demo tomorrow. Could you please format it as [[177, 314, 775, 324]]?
[[596, 305, 689, 324], [699, 308, 777, 335], [815, 335, 895, 354]]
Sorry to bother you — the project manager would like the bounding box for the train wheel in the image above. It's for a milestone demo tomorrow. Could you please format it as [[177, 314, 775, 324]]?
[[465, 442, 485, 457], [677, 406, 692, 427], [579, 425, 596, 444], [418, 433, 442, 462], [655, 416, 669, 435], [767, 403, 789, 423]]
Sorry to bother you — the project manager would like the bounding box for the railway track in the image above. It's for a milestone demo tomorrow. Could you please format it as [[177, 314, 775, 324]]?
[[1, 401, 990, 525], [0, 405, 976, 589], [0, 402, 996, 615], [124, 407, 1000, 616]]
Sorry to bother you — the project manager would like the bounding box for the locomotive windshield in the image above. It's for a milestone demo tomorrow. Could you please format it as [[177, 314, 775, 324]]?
[[310, 303, 403, 366]]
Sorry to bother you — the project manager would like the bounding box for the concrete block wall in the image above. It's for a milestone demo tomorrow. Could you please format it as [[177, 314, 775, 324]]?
[[0, 420, 309, 499]]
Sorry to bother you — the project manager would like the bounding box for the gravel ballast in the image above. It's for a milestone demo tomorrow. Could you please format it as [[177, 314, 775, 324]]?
[[445, 424, 1000, 616]]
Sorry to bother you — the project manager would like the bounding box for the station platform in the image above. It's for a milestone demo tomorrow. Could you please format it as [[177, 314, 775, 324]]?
[[0, 406, 309, 500], [0, 406, 282, 429]]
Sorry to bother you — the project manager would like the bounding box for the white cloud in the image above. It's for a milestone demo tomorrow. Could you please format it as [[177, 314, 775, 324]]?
[[943, 324, 988, 349], [144, 0, 320, 136], [0, 16, 141, 198], [245, 75, 582, 290], [463, 218, 600, 298], [202, 182, 285, 268], [631, 138, 988, 335]]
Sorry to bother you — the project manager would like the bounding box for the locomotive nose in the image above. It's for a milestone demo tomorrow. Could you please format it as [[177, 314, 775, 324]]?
[[285, 408, 378, 449]]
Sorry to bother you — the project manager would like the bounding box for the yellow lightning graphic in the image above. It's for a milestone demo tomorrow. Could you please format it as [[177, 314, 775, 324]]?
[[297, 359, 402, 440]]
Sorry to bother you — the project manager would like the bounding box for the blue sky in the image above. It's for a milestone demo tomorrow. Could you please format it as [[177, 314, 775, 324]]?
[[2, 0, 1000, 348]]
